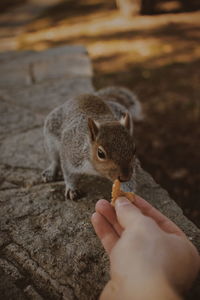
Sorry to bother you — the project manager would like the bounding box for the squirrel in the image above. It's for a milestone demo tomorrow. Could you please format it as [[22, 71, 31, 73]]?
[[42, 86, 143, 201]]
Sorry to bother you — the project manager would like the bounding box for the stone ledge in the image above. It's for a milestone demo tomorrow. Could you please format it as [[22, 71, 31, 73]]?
[[0, 45, 199, 300], [0, 77, 94, 115], [0, 46, 88, 64], [0, 99, 43, 140], [0, 46, 92, 88]]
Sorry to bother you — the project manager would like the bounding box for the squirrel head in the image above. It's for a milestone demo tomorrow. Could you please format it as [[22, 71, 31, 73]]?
[[88, 113, 136, 183]]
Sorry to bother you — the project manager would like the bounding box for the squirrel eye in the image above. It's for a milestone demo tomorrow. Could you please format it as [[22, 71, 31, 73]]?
[[97, 147, 106, 160]]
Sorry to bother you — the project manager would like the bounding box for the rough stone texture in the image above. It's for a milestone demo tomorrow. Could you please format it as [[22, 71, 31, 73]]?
[[24, 285, 44, 300], [0, 46, 92, 88], [0, 51, 35, 63], [0, 77, 94, 115], [0, 100, 43, 140], [0, 46, 199, 300], [0, 127, 47, 169]]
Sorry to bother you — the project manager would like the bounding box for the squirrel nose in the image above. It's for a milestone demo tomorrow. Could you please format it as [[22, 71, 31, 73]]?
[[118, 167, 132, 182], [118, 175, 131, 183]]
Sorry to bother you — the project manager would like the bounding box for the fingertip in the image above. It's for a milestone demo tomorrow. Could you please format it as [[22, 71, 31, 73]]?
[[115, 197, 141, 229], [95, 199, 115, 216], [115, 197, 132, 208], [95, 199, 109, 210], [91, 210, 119, 254], [94, 199, 123, 236]]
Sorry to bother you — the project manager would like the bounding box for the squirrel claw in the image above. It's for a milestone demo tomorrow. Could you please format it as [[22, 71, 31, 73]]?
[[65, 189, 81, 201], [42, 168, 56, 183]]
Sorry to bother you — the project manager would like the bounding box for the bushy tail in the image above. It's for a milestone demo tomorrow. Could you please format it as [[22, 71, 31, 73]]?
[[95, 86, 144, 121]]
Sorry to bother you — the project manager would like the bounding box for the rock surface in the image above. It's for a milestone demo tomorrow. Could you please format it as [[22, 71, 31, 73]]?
[[0, 46, 199, 300]]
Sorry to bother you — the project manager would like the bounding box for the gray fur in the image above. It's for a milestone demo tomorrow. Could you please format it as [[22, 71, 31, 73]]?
[[95, 86, 144, 121], [42, 87, 143, 200]]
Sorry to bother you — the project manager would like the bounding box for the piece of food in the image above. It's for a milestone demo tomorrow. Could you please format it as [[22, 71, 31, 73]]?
[[111, 179, 135, 206]]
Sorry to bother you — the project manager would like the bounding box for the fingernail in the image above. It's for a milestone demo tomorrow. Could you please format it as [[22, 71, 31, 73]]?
[[115, 197, 130, 208]]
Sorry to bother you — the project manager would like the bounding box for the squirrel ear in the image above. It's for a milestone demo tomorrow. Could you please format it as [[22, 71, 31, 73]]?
[[88, 118, 100, 141], [120, 112, 133, 136]]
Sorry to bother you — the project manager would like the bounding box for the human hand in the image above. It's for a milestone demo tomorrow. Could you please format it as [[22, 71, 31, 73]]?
[[91, 196, 199, 300]]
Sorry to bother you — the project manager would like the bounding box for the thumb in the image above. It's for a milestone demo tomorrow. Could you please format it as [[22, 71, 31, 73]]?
[[115, 197, 143, 229]]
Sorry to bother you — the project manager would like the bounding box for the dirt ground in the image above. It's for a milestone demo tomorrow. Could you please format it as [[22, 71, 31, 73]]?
[[0, 0, 199, 227]]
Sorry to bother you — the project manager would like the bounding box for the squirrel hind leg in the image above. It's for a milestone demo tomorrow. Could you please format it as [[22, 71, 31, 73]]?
[[43, 132, 61, 182]]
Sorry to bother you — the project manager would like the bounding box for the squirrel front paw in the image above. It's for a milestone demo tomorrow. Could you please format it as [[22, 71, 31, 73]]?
[[42, 167, 56, 183], [65, 188, 81, 201]]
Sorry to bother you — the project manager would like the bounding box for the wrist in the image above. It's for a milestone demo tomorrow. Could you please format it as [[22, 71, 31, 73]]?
[[101, 270, 182, 300], [124, 271, 182, 300]]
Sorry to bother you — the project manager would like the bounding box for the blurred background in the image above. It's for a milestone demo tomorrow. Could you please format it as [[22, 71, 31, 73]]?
[[0, 0, 199, 227]]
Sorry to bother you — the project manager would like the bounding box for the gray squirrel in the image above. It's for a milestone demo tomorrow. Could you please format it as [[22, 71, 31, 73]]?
[[42, 86, 143, 200]]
